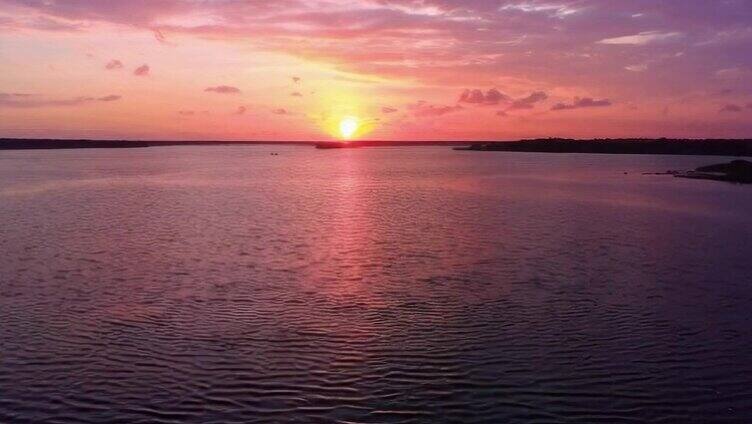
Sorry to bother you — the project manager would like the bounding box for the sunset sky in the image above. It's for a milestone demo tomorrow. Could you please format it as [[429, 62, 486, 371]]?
[[1, 0, 752, 141]]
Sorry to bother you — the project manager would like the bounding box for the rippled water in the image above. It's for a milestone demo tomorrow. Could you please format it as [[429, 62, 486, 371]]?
[[1, 146, 752, 423]]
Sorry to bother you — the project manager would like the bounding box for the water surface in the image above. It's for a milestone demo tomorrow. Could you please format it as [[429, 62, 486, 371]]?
[[1, 146, 751, 423]]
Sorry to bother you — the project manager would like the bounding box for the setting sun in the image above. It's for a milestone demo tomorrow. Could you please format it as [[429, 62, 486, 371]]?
[[339, 117, 359, 139]]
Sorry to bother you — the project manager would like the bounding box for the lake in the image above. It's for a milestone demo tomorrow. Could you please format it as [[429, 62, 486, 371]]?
[[1, 146, 751, 423]]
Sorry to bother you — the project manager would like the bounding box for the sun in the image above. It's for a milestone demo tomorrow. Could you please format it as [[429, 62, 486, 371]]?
[[339, 116, 359, 139]]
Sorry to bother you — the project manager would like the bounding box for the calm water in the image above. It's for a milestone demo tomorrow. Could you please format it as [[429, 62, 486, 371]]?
[[1, 146, 751, 423]]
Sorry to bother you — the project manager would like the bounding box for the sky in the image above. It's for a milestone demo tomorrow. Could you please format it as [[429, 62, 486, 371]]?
[[1, 0, 752, 141]]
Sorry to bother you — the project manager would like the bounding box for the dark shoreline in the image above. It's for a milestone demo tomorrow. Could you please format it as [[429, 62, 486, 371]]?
[[3, 138, 752, 157], [455, 138, 752, 157], [0, 139, 314, 150], [0, 139, 467, 150]]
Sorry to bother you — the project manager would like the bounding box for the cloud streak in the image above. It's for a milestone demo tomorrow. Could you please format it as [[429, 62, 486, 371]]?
[[0, 93, 122, 108], [598, 31, 683, 46], [408, 101, 462, 117], [552, 97, 613, 111], [509, 91, 548, 110], [205, 85, 241, 94]]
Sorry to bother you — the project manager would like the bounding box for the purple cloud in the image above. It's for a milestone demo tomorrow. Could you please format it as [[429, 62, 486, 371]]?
[[459, 89, 510, 106], [552, 97, 613, 111], [205, 85, 241, 94], [720, 104, 743, 113], [134, 64, 150, 76], [381, 106, 398, 114], [509, 91, 548, 110], [272, 108, 288, 115]]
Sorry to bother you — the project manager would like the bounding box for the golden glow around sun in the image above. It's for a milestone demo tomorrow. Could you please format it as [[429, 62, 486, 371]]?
[[339, 116, 359, 139]]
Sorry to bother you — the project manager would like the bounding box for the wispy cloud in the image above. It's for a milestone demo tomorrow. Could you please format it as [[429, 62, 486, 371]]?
[[509, 91, 548, 110], [598, 31, 683, 46], [97, 95, 121, 102], [408, 101, 462, 117], [625, 64, 648, 72]]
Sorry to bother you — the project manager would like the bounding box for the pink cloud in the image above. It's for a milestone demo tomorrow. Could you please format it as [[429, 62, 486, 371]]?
[[134, 64, 150, 76], [382, 106, 398, 114], [272, 108, 288, 115], [234, 106, 247, 115]]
